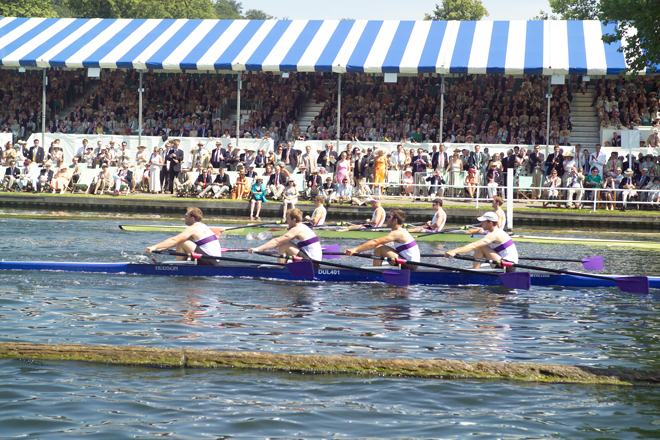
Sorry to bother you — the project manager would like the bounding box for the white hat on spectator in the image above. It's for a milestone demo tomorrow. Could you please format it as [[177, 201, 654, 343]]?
[[43, 161, 53, 167], [197, 141, 204, 146], [404, 167, 412, 173], [100, 146, 107, 150], [624, 169, 634, 175], [137, 145, 147, 149], [17, 140, 27, 145]]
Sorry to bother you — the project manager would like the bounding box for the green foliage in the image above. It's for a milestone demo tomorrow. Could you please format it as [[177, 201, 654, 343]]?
[[243, 9, 274, 20], [424, 0, 489, 21], [601, 0, 660, 74], [215, 0, 241, 19], [64, 0, 216, 19], [535, 0, 601, 20], [0, 0, 57, 17]]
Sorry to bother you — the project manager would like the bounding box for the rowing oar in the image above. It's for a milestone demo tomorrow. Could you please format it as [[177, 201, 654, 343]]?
[[222, 244, 344, 259], [449, 255, 648, 294], [420, 253, 604, 271], [323, 252, 530, 290], [150, 249, 315, 279], [247, 251, 410, 287], [412, 224, 480, 239]]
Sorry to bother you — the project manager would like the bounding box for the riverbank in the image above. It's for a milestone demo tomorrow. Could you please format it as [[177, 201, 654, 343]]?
[[1, 192, 659, 230]]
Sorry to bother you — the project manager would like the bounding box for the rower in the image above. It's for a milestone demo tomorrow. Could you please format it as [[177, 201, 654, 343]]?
[[444, 211, 518, 272], [304, 195, 327, 226], [146, 207, 223, 266], [249, 208, 322, 263], [345, 209, 420, 270], [408, 198, 446, 233], [463, 196, 506, 234], [343, 197, 386, 230]]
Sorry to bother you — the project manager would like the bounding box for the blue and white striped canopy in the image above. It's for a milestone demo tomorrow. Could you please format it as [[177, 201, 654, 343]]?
[[0, 18, 638, 74]]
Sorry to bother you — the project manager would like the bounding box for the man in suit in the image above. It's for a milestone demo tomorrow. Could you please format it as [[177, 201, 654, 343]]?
[[300, 145, 316, 172], [619, 169, 638, 211], [1, 159, 20, 191], [527, 144, 545, 199], [611, 131, 621, 147], [191, 141, 210, 169], [29, 139, 45, 165], [199, 166, 232, 199], [195, 168, 213, 195], [112, 161, 134, 195], [423, 168, 446, 199], [468, 144, 486, 174], [389, 144, 406, 170], [501, 149, 519, 183], [17, 140, 30, 160], [545, 145, 564, 178], [305, 169, 323, 199], [281, 140, 300, 173], [316, 143, 338, 174], [268, 164, 288, 200], [353, 150, 370, 183], [37, 162, 54, 192], [563, 165, 584, 208], [254, 148, 267, 168], [225, 143, 240, 171], [210, 141, 226, 169], [166, 139, 184, 194], [605, 152, 622, 177], [637, 167, 652, 202], [411, 148, 429, 175]]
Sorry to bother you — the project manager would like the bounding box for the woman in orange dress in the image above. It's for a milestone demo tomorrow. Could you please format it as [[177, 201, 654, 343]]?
[[234, 170, 248, 200], [373, 149, 388, 197]]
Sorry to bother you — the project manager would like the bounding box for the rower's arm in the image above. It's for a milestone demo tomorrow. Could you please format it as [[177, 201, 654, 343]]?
[[250, 230, 296, 253], [146, 227, 195, 253], [346, 231, 398, 255], [445, 234, 494, 257]]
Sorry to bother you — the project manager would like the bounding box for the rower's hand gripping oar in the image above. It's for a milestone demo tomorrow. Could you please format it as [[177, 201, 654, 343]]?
[[150, 249, 316, 279], [328, 252, 530, 290], [420, 253, 604, 271], [449, 255, 648, 294]]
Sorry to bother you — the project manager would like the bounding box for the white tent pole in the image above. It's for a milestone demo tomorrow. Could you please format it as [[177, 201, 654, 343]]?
[[336, 73, 342, 148], [42, 68, 47, 146], [138, 70, 143, 146], [439, 75, 444, 144], [236, 71, 242, 149], [545, 78, 551, 158]]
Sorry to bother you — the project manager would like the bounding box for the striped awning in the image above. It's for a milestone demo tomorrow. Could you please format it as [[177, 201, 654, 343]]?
[[0, 18, 640, 75]]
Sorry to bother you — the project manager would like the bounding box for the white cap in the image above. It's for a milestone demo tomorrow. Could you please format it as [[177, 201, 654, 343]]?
[[476, 212, 498, 222]]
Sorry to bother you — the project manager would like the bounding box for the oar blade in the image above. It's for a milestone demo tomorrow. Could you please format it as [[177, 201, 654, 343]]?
[[383, 270, 410, 287], [614, 276, 649, 295], [499, 272, 531, 290], [582, 256, 604, 271], [286, 261, 316, 279], [321, 244, 342, 259]]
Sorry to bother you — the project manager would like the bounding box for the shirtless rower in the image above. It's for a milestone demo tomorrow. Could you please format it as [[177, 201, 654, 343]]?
[[304, 195, 327, 226], [342, 197, 386, 230], [146, 207, 223, 266], [345, 209, 420, 270], [249, 208, 322, 263], [463, 196, 506, 234], [444, 211, 518, 271], [408, 198, 446, 233]]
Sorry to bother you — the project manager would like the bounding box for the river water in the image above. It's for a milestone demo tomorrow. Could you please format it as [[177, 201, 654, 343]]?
[[1, 216, 660, 438]]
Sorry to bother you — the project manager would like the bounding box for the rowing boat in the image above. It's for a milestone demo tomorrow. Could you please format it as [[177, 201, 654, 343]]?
[[118, 225, 660, 250], [1, 260, 657, 290]]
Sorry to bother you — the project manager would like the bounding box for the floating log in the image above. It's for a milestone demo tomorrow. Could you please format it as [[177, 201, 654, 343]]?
[[1, 342, 658, 386]]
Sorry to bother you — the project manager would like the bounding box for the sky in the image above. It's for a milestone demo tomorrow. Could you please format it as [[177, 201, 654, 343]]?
[[240, 0, 550, 21]]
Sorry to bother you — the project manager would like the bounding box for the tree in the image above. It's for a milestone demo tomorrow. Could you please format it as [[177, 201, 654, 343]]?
[[243, 9, 274, 20], [531, 0, 601, 20], [215, 0, 242, 19], [424, 0, 489, 21], [601, 0, 660, 74], [0, 0, 57, 17], [65, 0, 216, 19]]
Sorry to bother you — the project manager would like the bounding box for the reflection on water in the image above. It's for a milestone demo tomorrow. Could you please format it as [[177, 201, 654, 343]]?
[[1, 217, 660, 438]]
